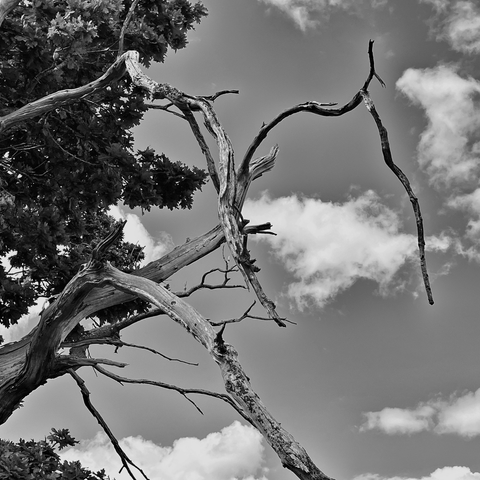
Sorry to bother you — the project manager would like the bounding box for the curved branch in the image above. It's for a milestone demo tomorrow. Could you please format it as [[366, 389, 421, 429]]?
[[238, 40, 385, 184], [360, 90, 433, 304], [0, 50, 138, 134]]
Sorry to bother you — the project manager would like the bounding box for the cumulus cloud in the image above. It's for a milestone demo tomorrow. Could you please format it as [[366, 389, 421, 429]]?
[[360, 405, 435, 434], [61, 421, 268, 480], [396, 65, 480, 258], [243, 190, 449, 309], [353, 466, 480, 480], [109, 205, 174, 265], [421, 0, 480, 54], [396, 65, 480, 187], [436, 389, 480, 437], [258, 0, 387, 31], [360, 387, 480, 438]]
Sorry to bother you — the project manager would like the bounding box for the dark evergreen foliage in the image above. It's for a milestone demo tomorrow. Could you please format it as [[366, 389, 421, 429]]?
[[0, 0, 208, 327]]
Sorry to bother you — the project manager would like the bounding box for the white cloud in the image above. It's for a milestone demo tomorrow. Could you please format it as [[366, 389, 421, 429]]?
[[444, 2, 480, 54], [109, 205, 174, 266], [353, 466, 480, 480], [360, 387, 480, 438], [436, 389, 480, 437], [258, 0, 387, 31], [421, 0, 480, 54], [360, 405, 435, 434], [61, 421, 268, 480], [396, 65, 480, 188], [244, 190, 449, 309], [396, 65, 480, 259]]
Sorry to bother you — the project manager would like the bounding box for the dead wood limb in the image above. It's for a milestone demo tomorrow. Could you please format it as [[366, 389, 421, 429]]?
[[117, 0, 141, 57], [176, 264, 245, 298], [0, 51, 139, 134], [181, 106, 221, 193], [91, 263, 333, 480], [360, 90, 434, 304], [55, 356, 127, 372], [209, 301, 295, 327], [69, 369, 150, 480], [199, 89, 240, 102], [93, 365, 248, 419], [145, 102, 186, 119]]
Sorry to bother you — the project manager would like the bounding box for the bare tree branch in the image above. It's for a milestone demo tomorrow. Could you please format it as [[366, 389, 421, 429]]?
[[145, 103, 187, 120], [360, 89, 434, 304], [60, 338, 198, 366], [209, 301, 296, 327], [176, 264, 245, 298], [117, 0, 141, 57], [199, 89, 240, 102], [0, 51, 138, 134], [181, 106, 221, 193], [55, 356, 127, 373], [94, 365, 250, 419], [69, 369, 150, 480]]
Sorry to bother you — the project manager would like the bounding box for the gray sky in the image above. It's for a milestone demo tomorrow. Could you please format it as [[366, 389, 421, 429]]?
[[2, 1, 480, 480]]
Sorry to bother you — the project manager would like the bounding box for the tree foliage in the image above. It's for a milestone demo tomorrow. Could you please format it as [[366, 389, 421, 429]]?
[[0, 0, 207, 327], [0, 428, 108, 480]]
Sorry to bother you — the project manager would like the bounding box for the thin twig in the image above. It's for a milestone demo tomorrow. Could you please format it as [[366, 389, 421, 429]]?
[[113, 340, 198, 365], [68, 369, 150, 480], [209, 301, 296, 327], [60, 338, 198, 365], [176, 265, 245, 297], [93, 365, 251, 422], [145, 103, 186, 120]]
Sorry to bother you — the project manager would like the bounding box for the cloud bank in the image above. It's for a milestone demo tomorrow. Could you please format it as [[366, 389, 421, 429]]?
[[258, 0, 387, 31], [360, 388, 480, 438], [61, 421, 268, 480], [354, 466, 480, 480], [244, 190, 449, 309]]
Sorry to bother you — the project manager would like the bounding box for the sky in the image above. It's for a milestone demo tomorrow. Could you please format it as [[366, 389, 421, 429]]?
[[2, 1, 480, 479]]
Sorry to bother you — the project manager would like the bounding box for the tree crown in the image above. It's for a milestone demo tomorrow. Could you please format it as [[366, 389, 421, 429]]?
[[0, 0, 208, 329]]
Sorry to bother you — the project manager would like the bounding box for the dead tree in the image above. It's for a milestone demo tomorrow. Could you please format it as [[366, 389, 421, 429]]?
[[0, 3, 432, 475]]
